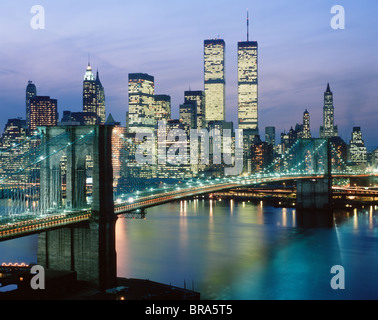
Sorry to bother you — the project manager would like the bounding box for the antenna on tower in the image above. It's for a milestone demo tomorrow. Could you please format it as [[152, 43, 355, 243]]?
[[247, 8, 250, 41]]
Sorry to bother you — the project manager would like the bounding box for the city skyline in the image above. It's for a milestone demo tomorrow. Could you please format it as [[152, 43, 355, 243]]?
[[0, 1, 377, 147]]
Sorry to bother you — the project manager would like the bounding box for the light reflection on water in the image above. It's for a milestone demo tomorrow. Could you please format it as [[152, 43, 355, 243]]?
[[1, 199, 378, 299], [116, 199, 378, 300]]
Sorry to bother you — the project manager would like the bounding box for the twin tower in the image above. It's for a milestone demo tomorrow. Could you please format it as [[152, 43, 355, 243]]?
[[204, 34, 258, 136]]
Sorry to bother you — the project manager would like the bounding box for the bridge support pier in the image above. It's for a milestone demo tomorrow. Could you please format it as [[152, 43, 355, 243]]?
[[37, 125, 117, 291], [296, 178, 332, 211]]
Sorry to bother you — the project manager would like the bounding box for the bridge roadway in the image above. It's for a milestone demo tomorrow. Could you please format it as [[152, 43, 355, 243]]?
[[0, 173, 375, 241]]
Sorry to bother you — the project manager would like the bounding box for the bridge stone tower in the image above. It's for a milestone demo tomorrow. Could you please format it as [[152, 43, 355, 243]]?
[[37, 125, 117, 291], [296, 138, 332, 210]]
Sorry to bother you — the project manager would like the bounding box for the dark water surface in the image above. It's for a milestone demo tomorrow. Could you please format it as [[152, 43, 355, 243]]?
[[1, 199, 378, 299]]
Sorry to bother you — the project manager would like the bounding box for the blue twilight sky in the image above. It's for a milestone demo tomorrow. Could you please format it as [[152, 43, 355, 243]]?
[[0, 0, 377, 148]]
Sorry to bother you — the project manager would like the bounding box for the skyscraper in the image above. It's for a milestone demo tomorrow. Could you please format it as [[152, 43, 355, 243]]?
[[154, 94, 171, 122], [179, 103, 197, 130], [319, 83, 338, 138], [0, 118, 27, 150], [204, 39, 226, 122], [184, 90, 206, 129], [83, 63, 105, 124], [348, 127, 367, 164], [95, 70, 106, 123], [302, 109, 311, 138], [127, 73, 155, 133], [28, 96, 58, 132], [26, 81, 37, 130], [237, 13, 258, 134]]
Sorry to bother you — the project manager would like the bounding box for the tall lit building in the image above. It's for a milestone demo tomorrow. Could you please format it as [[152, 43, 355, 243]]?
[[127, 73, 155, 133], [0, 118, 28, 179], [95, 70, 106, 123], [348, 127, 367, 164], [319, 83, 338, 138], [157, 119, 192, 179], [83, 63, 106, 124], [250, 141, 273, 174], [0, 118, 27, 150], [184, 90, 206, 129], [154, 94, 171, 122], [237, 39, 258, 134], [26, 81, 37, 131], [301, 109, 311, 138], [28, 96, 58, 132], [179, 103, 197, 130], [204, 39, 226, 122]]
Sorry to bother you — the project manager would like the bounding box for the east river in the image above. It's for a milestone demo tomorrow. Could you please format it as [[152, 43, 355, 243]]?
[[1, 198, 378, 299]]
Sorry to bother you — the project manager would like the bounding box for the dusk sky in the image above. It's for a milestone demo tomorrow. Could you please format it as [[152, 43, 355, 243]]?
[[0, 1, 377, 148]]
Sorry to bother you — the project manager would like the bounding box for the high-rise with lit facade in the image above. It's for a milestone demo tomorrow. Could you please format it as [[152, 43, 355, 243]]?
[[348, 127, 367, 164], [320, 83, 338, 138], [154, 94, 171, 122], [184, 90, 206, 130], [127, 73, 155, 133], [237, 40, 258, 134], [204, 39, 226, 122], [0, 118, 27, 150], [26, 81, 37, 130], [301, 109, 311, 138], [83, 63, 106, 124], [179, 103, 197, 130], [28, 96, 58, 132], [95, 70, 106, 123]]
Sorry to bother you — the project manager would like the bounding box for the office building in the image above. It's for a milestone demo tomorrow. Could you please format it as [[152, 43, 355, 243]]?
[[28, 96, 58, 132], [237, 40, 258, 134], [127, 73, 155, 133], [154, 94, 171, 122], [184, 90, 206, 129], [83, 64, 106, 124], [320, 83, 338, 138], [0, 118, 27, 150], [302, 109, 311, 138], [250, 141, 273, 174], [204, 39, 226, 122], [26, 81, 37, 130], [348, 127, 367, 164], [179, 103, 197, 130]]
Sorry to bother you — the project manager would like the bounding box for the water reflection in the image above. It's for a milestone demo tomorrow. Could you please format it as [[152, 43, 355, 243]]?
[[1, 198, 378, 299], [115, 200, 378, 299]]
